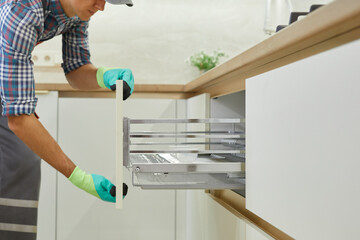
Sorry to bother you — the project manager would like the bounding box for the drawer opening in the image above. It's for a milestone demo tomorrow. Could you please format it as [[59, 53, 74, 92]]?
[[210, 91, 246, 196], [123, 118, 245, 189]]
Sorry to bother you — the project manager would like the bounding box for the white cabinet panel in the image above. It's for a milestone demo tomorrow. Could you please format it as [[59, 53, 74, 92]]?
[[186, 93, 209, 147], [36, 91, 58, 240], [182, 94, 209, 240], [246, 39, 360, 239], [57, 98, 176, 240]]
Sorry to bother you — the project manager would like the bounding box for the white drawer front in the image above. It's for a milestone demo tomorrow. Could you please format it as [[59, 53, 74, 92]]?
[[246, 39, 360, 239]]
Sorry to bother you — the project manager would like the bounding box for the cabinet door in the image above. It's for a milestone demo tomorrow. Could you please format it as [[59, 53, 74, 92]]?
[[35, 91, 58, 240], [57, 97, 176, 240], [246, 39, 360, 239]]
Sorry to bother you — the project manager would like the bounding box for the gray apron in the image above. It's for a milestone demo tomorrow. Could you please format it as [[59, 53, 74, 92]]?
[[0, 101, 41, 240]]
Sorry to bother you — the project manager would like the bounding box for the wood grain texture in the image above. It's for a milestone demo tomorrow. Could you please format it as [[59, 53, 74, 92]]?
[[185, 0, 360, 93], [196, 26, 360, 98], [39, 84, 190, 99], [36, 0, 360, 99], [36, 83, 186, 92]]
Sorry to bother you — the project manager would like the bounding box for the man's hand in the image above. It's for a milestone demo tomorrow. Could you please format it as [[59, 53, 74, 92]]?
[[96, 67, 134, 100], [68, 166, 128, 202]]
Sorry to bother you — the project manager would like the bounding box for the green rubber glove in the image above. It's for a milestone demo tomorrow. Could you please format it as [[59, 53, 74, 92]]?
[[68, 166, 127, 202], [96, 67, 134, 100]]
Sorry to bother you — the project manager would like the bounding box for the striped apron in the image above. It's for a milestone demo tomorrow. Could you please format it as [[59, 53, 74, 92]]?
[[0, 101, 41, 240]]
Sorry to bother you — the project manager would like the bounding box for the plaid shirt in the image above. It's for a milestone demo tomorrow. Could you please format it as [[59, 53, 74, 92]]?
[[0, 0, 91, 116]]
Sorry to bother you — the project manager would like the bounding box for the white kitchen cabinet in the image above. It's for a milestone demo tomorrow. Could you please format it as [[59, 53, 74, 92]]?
[[57, 97, 176, 240], [246, 39, 360, 239], [176, 93, 271, 240], [121, 90, 245, 190], [35, 91, 58, 240]]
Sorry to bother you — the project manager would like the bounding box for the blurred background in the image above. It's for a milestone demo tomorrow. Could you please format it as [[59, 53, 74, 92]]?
[[33, 0, 332, 85]]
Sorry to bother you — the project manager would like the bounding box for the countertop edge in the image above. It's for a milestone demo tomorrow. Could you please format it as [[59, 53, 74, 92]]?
[[35, 0, 360, 98]]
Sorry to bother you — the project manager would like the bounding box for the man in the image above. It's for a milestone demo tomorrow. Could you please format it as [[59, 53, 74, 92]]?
[[0, 0, 134, 239]]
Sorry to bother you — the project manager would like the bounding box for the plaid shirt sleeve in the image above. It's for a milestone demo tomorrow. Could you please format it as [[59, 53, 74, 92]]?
[[0, 3, 41, 116], [61, 21, 91, 74]]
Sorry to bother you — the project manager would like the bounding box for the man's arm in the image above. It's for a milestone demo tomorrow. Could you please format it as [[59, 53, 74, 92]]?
[[7, 114, 76, 178], [7, 113, 119, 202], [0, 5, 118, 202], [65, 63, 99, 90]]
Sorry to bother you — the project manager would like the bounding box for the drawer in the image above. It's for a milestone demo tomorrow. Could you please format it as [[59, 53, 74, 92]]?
[[124, 118, 245, 190], [115, 82, 245, 207]]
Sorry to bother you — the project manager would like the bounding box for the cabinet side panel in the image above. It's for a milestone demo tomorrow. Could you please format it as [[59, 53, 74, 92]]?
[[36, 91, 58, 240], [246, 39, 360, 239], [184, 94, 209, 240]]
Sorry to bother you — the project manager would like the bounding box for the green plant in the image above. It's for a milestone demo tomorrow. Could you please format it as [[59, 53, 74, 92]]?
[[188, 50, 226, 72]]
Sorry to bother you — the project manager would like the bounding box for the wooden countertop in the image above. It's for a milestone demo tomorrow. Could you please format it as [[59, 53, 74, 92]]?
[[35, 83, 192, 99], [36, 0, 360, 99]]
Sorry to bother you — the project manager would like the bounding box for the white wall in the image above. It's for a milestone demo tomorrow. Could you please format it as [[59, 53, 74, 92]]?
[[34, 0, 333, 85], [34, 0, 269, 84], [290, 0, 332, 11]]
